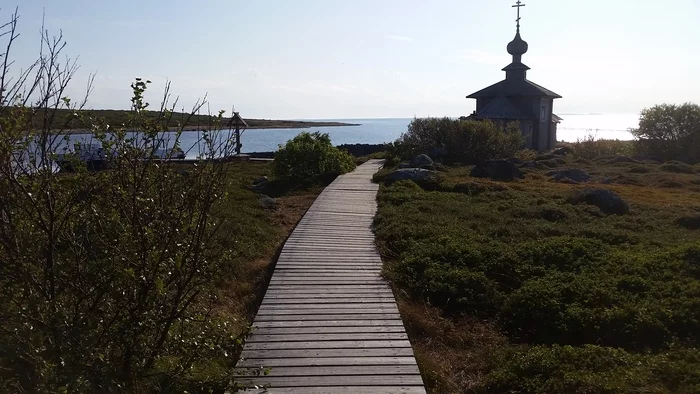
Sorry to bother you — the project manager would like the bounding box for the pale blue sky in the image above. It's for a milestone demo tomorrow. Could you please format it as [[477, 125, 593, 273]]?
[[6, 0, 700, 118]]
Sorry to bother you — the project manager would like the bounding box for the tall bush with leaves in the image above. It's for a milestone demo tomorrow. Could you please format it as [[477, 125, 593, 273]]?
[[632, 103, 700, 163], [273, 131, 356, 181], [0, 10, 244, 392], [395, 117, 523, 164], [569, 133, 635, 160]]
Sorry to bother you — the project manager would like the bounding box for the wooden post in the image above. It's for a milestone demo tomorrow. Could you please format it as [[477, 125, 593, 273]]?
[[235, 124, 242, 155]]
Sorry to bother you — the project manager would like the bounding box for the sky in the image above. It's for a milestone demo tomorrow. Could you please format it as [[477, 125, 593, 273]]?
[[5, 0, 700, 119]]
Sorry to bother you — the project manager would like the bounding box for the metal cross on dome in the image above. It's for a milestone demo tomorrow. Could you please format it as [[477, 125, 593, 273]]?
[[513, 0, 526, 30]]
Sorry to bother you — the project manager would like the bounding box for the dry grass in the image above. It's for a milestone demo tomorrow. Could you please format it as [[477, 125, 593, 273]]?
[[395, 297, 506, 393]]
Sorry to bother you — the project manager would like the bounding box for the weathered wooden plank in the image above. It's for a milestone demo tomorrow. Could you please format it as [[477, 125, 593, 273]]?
[[263, 288, 393, 294], [264, 289, 392, 295], [246, 333, 407, 343], [266, 284, 389, 290], [261, 298, 394, 305], [237, 356, 419, 367], [268, 281, 387, 286], [258, 303, 398, 311], [237, 375, 424, 387], [269, 278, 386, 283], [263, 290, 394, 297], [272, 272, 380, 277], [276, 258, 381, 263], [237, 365, 420, 377], [251, 319, 406, 328], [251, 326, 407, 335], [256, 308, 398, 316], [239, 348, 417, 360], [254, 313, 402, 321], [274, 267, 382, 271], [239, 387, 426, 394], [245, 340, 412, 350]]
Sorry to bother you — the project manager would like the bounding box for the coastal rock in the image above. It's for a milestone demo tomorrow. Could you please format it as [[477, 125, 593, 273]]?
[[410, 154, 434, 168], [569, 188, 629, 215], [258, 195, 277, 209], [253, 176, 269, 185], [251, 177, 270, 192], [552, 146, 575, 156], [535, 153, 558, 161], [385, 168, 436, 185], [507, 157, 524, 165], [471, 160, 524, 181], [547, 168, 591, 183]]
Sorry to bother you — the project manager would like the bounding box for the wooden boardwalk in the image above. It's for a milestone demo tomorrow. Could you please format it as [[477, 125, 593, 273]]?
[[237, 160, 426, 393]]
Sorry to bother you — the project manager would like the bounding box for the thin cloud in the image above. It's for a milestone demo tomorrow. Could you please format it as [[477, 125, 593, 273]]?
[[384, 35, 413, 42]]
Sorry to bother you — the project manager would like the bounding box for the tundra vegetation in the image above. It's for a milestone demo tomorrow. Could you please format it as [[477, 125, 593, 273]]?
[[0, 10, 325, 392], [375, 117, 700, 393]]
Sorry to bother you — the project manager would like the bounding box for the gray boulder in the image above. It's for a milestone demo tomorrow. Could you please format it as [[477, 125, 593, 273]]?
[[411, 154, 434, 168], [385, 168, 436, 185], [507, 157, 524, 165], [552, 146, 575, 156], [259, 195, 277, 209], [569, 188, 629, 215], [251, 176, 270, 192], [471, 160, 524, 181], [252, 176, 269, 185], [547, 169, 591, 183], [251, 181, 269, 192]]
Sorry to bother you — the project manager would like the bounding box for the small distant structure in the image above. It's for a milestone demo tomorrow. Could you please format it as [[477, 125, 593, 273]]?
[[466, 1, 562, 151], [230, 111, 248, 155]]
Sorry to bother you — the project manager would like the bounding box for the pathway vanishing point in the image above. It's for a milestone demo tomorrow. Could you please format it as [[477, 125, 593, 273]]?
[[238, 159, 426, 394]]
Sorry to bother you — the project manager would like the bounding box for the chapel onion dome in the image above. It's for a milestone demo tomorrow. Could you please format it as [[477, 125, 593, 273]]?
[[507, 31, 528, 56]]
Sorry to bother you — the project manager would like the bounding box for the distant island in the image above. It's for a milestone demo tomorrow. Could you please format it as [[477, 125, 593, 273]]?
[[30, 109, 359, 134]]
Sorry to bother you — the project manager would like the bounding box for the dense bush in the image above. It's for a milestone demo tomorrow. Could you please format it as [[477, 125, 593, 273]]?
[[273, 132, 356, 180], [377, 181, 700, 351], [393, 117, 523, 164], [0, 13, 246, 391], [567, 134, 635, 160], [375, 164, 700, 392], [484, 345, 700, 394], [632, 103, 700, 163]]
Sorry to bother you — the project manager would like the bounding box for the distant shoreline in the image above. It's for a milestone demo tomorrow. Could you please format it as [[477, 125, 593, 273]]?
[[49, 121, 360, 135], [28, 108, 360, 135]]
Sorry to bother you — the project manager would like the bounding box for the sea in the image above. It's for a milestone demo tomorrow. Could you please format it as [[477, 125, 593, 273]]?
[[59, 114, 639, 160]]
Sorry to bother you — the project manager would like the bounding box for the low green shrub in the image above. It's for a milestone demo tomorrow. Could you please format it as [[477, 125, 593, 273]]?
[[661, 160, 694, 174], [676, 215, 700, 230], [273, 132, 356, 181], [376, 177, 700, 352], [484, 345, 700, 394], [394, 118, 523, 164], [629, 165, 651, 173]]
